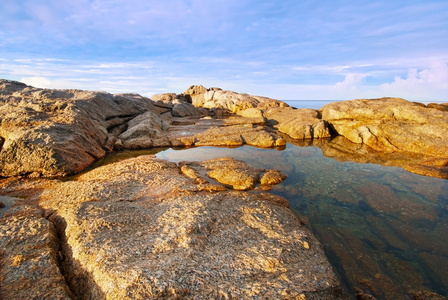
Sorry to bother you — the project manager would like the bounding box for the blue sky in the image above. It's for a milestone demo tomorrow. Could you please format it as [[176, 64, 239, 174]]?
[[1, 0, 447, 100]]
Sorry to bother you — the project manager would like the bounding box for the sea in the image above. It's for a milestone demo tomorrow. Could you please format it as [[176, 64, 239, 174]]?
[[283, 100, 337, 109], [283, 99, 446, 110]]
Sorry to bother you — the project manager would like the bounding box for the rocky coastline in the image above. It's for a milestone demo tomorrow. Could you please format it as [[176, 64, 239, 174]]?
[[1, 79, 447, 299]]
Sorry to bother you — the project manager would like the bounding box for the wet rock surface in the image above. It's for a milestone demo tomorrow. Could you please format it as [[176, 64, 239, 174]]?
[[1, 156, 341, 299], [180, 157, 287, 191]]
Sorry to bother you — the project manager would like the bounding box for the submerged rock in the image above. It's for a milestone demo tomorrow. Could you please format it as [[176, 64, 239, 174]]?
[[181, 157, 287, 191]]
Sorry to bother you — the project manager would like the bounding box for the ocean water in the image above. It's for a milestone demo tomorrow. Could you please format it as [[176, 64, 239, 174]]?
[[283, 99, 446, 110], [283, 100, 338, 109]]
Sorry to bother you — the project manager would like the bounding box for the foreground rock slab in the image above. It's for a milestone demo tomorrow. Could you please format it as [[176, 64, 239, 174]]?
[[0, 197, 73, 299], [3, 155, 340, 299]]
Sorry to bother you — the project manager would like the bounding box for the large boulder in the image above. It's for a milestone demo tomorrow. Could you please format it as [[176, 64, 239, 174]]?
[[0, 80, 155, 177], [23, 155, 341, 299], [263, 107, 331, 139], [321, 98, 448, 157], [116, 110, 171, 149], [183, 85, 289, 114], [172, 102, 203, 117]]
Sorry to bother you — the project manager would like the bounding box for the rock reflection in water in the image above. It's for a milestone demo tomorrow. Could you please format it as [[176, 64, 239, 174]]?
[[155, 141, 448, 299]]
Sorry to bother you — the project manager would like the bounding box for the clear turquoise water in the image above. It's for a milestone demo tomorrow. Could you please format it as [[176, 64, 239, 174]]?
[[154, 144, 448, 299]]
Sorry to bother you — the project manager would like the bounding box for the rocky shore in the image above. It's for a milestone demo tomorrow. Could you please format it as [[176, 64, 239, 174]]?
[[1, 79, 447, 299]]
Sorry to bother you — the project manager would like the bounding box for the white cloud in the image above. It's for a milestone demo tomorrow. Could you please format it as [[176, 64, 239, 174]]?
[[334, 74, 367, 90], [20, 76, 52, 88], [378, 59, 448, 99]]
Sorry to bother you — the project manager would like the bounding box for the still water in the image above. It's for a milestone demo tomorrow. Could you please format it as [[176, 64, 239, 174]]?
[[90, 143, 448, 299]]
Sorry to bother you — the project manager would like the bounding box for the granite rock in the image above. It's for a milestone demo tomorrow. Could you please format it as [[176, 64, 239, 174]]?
[[321, 98, 448, 157], [17, 155, 341, 299], [263, 107, 331, 139]]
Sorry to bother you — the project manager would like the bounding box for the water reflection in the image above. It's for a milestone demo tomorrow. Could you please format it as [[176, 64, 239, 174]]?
[[92, 141, 448, 299]]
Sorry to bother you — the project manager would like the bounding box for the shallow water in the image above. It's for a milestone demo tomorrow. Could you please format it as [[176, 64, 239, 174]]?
[[90, 143, 448, 299]]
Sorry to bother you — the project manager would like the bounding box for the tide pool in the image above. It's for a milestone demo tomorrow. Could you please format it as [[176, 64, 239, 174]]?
[[85, 142, 448, 299]]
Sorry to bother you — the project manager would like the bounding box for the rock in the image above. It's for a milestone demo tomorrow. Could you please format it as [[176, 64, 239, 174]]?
[[172, 102, 203, 117], [166, 117, 286, 148], [254, 96, 289, 110], [193, 157, 261, 190], [116, 111, 171, 149], [356, 291, 377, 300], [260, 169, 288, 186], [182, 157, 287, 191], [184, 84, 208, 96], [184, 85, 208, 107], [0, 201, 73, 299], [236, 107, 264, 118], [203, 90, 259, 113], [151, 93, 178, 102], [184, 85, 288, 114], [414, 291, 448, 300], [263, 107, 331, 139], [29, 155, 342, 299], [321, 98, 448, 157], [427, 103, 448, 112], [0, 80, 154, 177], [0, 80, 292, 177]]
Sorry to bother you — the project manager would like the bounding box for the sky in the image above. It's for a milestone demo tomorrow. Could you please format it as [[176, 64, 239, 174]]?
[[1, 0, 448, 101]]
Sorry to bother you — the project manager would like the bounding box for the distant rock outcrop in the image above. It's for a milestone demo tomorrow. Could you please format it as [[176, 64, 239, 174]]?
[[321, 98, 448, 157]]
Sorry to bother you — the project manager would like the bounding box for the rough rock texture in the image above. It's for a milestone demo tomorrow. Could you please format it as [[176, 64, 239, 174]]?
[[0, 80, 154, 177], [166, 116, 286, 148], [427, 102, 448, 112], [321, 98, 448, 157], [0, 197, 73, 299], [181, 157, 287, 191], [414, 291, 448, 300], [116, 110, 171, 149], [263, 107, 331, 139], [183, 85, 288, 114], [7, 155, 342, 299]]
